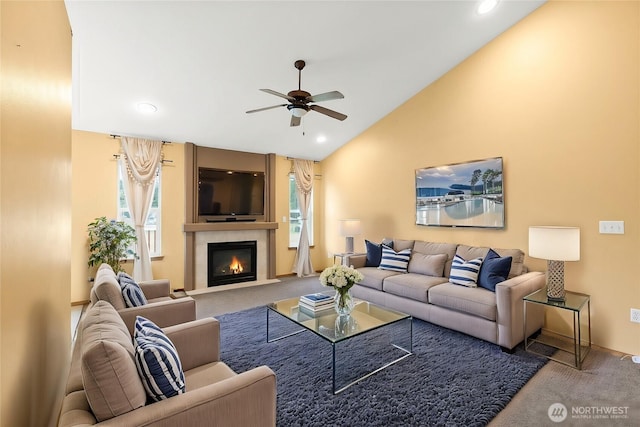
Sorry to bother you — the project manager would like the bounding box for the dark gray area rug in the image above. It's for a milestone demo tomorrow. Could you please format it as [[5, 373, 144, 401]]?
[[218, 306, 548, 427]]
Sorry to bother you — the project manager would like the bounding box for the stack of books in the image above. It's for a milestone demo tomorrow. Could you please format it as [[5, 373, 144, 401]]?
[[298, 293, 334, 316]]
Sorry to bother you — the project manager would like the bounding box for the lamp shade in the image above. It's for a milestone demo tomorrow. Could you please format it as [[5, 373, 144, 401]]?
[[529, 226, 580, 261], [339, 219, 362, 237]]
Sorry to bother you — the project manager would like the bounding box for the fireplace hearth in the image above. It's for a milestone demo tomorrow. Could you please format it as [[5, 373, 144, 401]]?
[[207, 240, 257, 286]]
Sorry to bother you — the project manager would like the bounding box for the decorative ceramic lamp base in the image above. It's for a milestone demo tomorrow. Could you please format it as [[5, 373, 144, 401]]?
[[546, 260, 566, 301]]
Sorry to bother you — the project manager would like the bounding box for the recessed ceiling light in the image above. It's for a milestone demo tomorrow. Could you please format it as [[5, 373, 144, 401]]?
[[477, 0, 499, 15], [136, 102, 157, 114], [316, 135, 327, 143]]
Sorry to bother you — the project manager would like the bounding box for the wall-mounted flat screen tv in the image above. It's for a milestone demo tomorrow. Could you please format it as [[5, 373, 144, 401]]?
[[198, 168, 265, 216], [415, 157, 504, 228]]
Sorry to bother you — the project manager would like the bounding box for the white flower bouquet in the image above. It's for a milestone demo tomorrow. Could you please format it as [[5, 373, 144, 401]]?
[[319, 264, 363, 291]]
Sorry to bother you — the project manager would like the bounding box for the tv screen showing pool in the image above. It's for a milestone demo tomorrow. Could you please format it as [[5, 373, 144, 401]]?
[[415, 157, 504, 228]]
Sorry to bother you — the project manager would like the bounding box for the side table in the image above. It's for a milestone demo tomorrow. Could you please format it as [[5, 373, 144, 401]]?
[[333, 252, 365, 266], [523, 288, 591, 369]]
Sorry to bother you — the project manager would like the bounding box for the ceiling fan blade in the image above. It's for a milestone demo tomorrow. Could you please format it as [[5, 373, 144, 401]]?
[[260, 88, 295, 102], [290, 115, 301, 127], [309, 104, 347, 121], [246, 104, 287, 114], [306, 91, 344, 103]]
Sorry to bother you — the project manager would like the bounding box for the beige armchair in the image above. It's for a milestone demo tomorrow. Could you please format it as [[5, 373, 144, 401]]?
[[90, 264, 196, 334], [58, 301, 277, 426]]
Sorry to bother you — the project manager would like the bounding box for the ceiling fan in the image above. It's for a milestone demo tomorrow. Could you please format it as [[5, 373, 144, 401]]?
[[246, 59, 347, 127]]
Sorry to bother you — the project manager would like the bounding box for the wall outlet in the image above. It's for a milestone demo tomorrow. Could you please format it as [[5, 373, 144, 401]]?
[[631, 308, 640, 323]]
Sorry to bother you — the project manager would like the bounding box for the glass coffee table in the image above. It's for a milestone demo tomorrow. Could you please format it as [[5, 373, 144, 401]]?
[[267, 296, 413, 394]]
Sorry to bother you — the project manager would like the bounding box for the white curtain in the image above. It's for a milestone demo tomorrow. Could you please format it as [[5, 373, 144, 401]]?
[[292, 159, 315, 277], [120, 137, 163, 281]]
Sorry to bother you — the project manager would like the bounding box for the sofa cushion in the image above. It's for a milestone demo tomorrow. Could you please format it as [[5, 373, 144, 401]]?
[[134, 316, 186, 401], [408, 253, 447, 277], [428, 283, 497, 321], [81, 301, 146, 422], [93, 270, 126, 310], [378, 245, 412, 272], [391, 239, 415, 251], [477, 249, 512, 292], [383, 273, 449, 303], [455, 245, 524, 278], [355, 266, 401, 291], [412, 241, 458, 278], [449, 254, 483, 287]]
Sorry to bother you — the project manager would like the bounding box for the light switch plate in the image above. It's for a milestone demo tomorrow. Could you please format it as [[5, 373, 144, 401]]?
[[599, 221, 624, 234]]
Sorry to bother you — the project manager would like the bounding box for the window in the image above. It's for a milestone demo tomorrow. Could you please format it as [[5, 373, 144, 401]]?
[[117, 166, 162, 257], [289, 173, 313, 248]]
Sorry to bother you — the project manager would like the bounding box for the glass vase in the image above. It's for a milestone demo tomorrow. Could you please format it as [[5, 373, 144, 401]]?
[[334, 288, 355, 316]]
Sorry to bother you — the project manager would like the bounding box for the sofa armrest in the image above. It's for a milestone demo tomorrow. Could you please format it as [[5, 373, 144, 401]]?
[[495, 271, 546, 349], [346, 254, 367, 269], [59, 366, 277, 427], [91, 366, 277, 427], [163, 318, 221, 370], [139, 279, 171, 299], [118, 297, 197, 335]]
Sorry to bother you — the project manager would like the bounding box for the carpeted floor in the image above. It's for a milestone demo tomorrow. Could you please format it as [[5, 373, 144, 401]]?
[[192, 276, 640, 426], [217, 305, 547, 426]]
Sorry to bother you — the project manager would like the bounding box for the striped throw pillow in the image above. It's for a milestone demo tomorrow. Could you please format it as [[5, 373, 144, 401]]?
[[378, 245, 412, 273], [122, 281, 147, 307], [134, 316, 186, 401], [449, 254, 483, 287]]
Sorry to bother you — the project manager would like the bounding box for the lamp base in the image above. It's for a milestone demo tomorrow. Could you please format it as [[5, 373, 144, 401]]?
[[546, 260, 566, 301], [345, 237, 354, 254]]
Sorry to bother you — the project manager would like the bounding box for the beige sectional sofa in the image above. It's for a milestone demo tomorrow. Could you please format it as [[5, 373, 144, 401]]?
[[58, 300, 277, 426], [349, 239, 546, 351]]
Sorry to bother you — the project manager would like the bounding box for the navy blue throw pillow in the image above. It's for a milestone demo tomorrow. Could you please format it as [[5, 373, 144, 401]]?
[[365, 240, 383, 267], [477, 249, 512, 292]]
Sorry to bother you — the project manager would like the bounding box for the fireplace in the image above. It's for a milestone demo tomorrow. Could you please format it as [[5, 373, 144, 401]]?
[[207, 240, 257, 286]]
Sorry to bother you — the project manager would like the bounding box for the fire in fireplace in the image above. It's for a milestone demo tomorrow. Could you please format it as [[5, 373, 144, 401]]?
[[207, 241, 257, 286]]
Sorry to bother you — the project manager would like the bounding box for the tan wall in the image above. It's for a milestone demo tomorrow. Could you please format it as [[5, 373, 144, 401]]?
[[0, 1, 72, 425], [71, 131, 185, 302], [274, 156, 326, 275], [322, 1, 640, 355]]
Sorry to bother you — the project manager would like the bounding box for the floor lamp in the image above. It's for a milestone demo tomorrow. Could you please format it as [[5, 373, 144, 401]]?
[[339, 219, 362, 254], [528, 226, 580, 301]]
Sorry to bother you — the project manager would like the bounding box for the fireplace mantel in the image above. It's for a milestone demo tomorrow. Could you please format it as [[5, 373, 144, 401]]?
[[183, 222, 278, 233]]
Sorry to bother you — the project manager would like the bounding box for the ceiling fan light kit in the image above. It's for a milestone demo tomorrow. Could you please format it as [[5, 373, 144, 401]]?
[[246, 59, 347, 127]]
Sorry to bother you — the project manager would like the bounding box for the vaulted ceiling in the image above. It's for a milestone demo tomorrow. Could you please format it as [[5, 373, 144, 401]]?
[[65, 0, 545, 160]]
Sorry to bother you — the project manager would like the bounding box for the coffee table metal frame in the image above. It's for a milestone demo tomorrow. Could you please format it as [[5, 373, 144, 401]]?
[[267, 296, 413, 394]]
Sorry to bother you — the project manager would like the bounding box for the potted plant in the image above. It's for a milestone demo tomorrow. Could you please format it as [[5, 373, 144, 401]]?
[[87, 216, 137, 273]]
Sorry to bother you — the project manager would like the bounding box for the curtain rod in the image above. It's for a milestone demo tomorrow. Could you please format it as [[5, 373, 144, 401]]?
[[112, 154, 173, 164], [110, 134, 172, 144], [287, 156, 319, 164], [111, 134, 173, 163]]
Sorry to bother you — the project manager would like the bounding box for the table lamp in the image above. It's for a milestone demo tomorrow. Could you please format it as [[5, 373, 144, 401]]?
[[528, 226, 580, 301], [339, 219, 361, 254]]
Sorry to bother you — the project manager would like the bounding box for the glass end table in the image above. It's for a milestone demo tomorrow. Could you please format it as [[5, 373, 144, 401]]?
[[523, 288, 591, 369]]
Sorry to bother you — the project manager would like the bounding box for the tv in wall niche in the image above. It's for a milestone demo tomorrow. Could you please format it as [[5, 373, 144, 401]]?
[[415, 157, 504, 228], [198, 168, 265, 218]]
